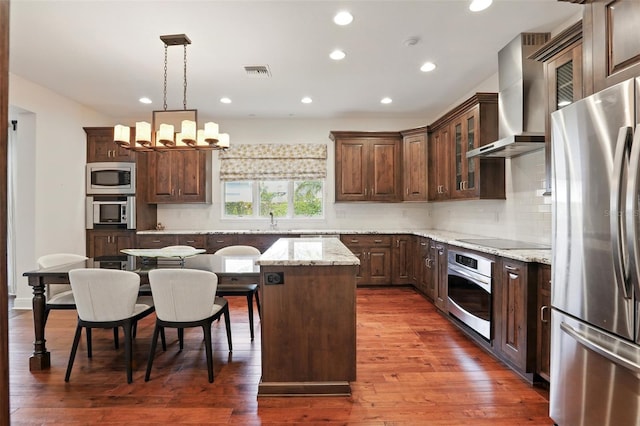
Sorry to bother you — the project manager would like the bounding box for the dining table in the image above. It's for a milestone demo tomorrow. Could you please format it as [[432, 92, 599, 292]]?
[[22, 253, 260, 371]]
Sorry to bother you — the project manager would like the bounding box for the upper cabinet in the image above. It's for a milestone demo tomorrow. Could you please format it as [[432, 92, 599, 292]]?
[[428, 125, 451, 201], [583, 0, 640, 94], [147, 150, 211, 204], [85, 127, 134, 162], [428, 93, 504, 201], [400, 127, 428, 202], [531, 21, 583, 195], [331, 131, 402, 202]]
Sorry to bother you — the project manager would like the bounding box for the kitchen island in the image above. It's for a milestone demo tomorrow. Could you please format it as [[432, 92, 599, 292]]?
[[256, 237, 359, 396]]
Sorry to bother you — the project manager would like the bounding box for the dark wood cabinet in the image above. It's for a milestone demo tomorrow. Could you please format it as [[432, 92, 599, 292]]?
[[391, 235, 413, 285], [493, 258, 537, 376], [537, 264, 552, 382], [85, 127, 134, 162], [532, 21, 583, 195], [428, 125, 451, 201], [136, 234, 178, 249], [86, 229, 135, 258], [433, 242, 448, 312], [583, 0, 640, 94], [206, 234, 239, 253], [414, 237, 433, 299], [400, 128, 428, 202], [340, 234, 392, 285], [147, 150, 210, 203], [176, 234, 206, 248], [236, 234, 294, 253], [331, 131, 402, 202], [427, 93, 503, 201]]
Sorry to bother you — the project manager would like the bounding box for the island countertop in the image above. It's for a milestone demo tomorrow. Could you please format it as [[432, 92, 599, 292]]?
[[256, 237, 360, 267]]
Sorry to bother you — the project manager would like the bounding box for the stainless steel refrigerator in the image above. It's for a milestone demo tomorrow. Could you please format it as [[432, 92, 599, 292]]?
[[551, 77, 640, 426]]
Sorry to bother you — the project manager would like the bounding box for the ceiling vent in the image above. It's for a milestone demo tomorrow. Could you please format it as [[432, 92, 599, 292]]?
[[244, 65, 271, 78]]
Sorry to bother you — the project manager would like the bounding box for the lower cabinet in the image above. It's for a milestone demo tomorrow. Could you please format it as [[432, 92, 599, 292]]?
[[206, 234, 239, 253], [391, 235, 414, 285], [433, 242, 448, 312], [136, 234, 178, 249], [414, 237, 432, 298], [537, 264, 552, 382], [493, 258, 537, 377], [87, 229, 135, 258], [340, 235, 392, 285]]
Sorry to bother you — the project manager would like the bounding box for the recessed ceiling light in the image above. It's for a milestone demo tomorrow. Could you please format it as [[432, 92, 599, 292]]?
[[420, 62, 437, 72], [220, 97, 232, 104], [380, 97, 392, 104], [330, 49, 346, 61], [301, 97, 313, 104], [333, 11, 353, 26], [139, 97, 152, 104], [469, 0, 492, 12]]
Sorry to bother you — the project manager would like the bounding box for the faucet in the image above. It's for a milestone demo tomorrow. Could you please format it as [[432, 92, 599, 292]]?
[[269, 212, 278, 230]]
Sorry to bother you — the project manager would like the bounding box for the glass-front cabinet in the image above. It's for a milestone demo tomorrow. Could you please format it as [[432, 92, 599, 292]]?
[[450, 107, 481, 199]]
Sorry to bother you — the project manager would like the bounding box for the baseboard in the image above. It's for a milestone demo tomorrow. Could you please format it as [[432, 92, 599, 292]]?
[[12, 297, 33, 310]]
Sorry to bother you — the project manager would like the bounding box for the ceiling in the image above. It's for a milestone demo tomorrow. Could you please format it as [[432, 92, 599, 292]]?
[[9, 0, 580, 124]]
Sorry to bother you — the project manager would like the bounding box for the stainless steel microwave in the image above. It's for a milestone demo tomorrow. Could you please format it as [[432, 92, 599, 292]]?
[[86, 196, 136, 230], [86, 162, 136, 195]]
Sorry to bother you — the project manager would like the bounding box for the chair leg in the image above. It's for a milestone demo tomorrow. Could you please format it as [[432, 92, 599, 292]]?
[[65, 324, 83, 382], [246, 293, 255, 341], [123, 322, 133, 384], [145, 322, 161, 382], [178, 328, 184, 351], [160, 327, 167, 352], [132, 321, 137, 338], [113, 327, 119, 349], [202, 323, 214, 383], [255, 289, 261, 319], [86, 328, 93, 358], [223, 306, 232, 352]]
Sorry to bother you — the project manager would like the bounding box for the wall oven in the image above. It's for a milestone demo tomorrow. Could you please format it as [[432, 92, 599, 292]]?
[[86, 196, 136, 230], [447, 249, 493, 340], [86, 162, 136, 195]]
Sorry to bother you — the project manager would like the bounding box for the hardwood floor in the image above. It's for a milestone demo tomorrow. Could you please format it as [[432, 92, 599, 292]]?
[[8, 288, 552, 425]]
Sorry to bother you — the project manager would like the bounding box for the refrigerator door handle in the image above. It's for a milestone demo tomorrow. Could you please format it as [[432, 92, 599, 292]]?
[[561, 321, 640, 375], [626, 124, 640, 297], [611, 126, 634, 300]]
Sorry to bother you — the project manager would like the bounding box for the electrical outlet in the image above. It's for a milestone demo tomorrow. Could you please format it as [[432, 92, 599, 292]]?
[[264, 272, 284, 285]]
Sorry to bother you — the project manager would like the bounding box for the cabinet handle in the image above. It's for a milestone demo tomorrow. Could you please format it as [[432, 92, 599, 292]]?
[[178, 189, 182, 196], [350, 239, 359, 243], [396, 240, 399, 248], [152, 240, 161, 243], [185, 240, 195, 243], [420, 242, 427, 246], [505, 265, 519, 272], [374, 239, 382, 244], [364, 188, 367, 196], [406, 188, 409, 195], [171, 189, 175, 196], [540, 305, 550, 323], [216, 240, 225, 243]]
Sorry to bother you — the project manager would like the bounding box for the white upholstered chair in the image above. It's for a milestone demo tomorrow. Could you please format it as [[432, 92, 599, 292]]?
[[145, 269, 232, 383], [214, 245, 261, 341], [65, 269, 156, 384], [37, 253, 88, 323]]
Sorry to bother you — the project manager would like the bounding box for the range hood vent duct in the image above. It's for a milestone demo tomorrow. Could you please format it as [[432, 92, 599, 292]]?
[[467, 32, 550, 159]]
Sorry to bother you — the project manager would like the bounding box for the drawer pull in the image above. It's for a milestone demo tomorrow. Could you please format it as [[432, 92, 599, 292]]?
[[374, 239, 383, 243], [505, 265, 519, 272]]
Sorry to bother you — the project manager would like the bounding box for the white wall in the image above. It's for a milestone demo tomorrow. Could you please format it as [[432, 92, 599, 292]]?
[[9, 73, 112, 308]]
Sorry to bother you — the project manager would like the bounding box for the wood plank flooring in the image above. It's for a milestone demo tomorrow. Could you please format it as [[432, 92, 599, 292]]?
[[8, 288, 552, 425]]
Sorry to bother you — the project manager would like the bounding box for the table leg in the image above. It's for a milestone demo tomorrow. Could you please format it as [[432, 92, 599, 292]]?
[[28, 276, 50, 371]]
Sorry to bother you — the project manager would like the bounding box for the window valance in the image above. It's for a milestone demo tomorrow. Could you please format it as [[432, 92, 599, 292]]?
[[219, 144, 327, 181]]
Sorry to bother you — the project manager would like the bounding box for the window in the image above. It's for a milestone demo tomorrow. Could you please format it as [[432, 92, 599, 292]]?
[[224, 180, 323, 219]]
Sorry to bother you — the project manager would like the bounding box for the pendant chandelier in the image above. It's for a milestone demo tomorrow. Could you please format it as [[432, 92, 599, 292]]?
[[113, 34, 229, 151]]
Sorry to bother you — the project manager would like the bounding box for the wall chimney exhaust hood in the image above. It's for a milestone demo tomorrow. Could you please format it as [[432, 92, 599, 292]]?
[[467, 33, 549, 159]]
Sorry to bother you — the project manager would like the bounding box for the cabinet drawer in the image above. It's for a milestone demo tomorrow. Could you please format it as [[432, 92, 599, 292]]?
[[136, 234, 178, 249], [206, 234, 239, 253], [177, 234, 206, 248], [218, 275, 258, 285], [340, 235, 392, 247]]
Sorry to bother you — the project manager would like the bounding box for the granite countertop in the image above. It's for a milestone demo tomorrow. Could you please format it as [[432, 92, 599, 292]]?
[[256, 237, 360, 267], [137, 229, 552, 265]]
